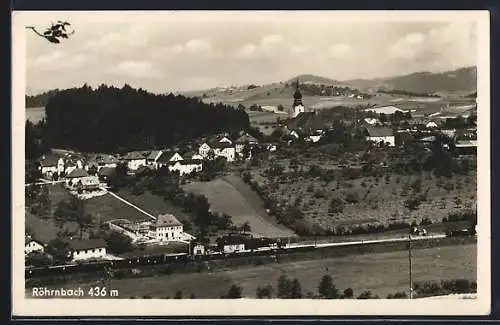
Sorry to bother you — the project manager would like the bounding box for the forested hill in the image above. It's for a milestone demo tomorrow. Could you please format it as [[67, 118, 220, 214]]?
[[44, 84, 250, 153], [26, 90, 61, 108]]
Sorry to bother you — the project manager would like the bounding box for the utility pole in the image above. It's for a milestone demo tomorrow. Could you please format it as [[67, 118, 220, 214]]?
[[408, 228, 413, 299]]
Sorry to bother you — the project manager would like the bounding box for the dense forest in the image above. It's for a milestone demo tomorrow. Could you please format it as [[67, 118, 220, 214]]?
[[25, 89, 61, 108], [43, 84, 250, 153]]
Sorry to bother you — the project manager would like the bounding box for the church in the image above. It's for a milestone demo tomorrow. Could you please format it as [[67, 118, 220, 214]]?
[[291, 80, 305, 118]]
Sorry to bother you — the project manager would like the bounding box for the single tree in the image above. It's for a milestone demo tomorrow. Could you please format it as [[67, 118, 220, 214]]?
[[290, 278, 303, 299], [256, 285, 273, 299], [223, 284, 243, 299], [174, 290, 183, 299]]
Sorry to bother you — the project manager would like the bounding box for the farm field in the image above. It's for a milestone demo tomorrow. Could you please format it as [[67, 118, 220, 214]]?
[[84, 192, 154, 224], [28, 244, 476, 299], [250, 165, 476, 232], [182, 175, 296, 238], [247, 111, 282, 124], [115, 188, 192, 225]]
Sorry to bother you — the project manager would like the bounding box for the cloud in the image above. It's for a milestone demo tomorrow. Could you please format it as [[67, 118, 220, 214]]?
[[185, 39, 212, 54], [387, 33, 426, 60], [328, 44, 354, 59], [289, 45, 309, 55], [27, 51, 88, 71], [386, 23, 476, 70], [110, 60, 161, 78], [234, 34, 284, 59]]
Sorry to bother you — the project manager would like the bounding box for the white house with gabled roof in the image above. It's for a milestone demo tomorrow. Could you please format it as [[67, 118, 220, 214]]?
[[148, 214, 184, 241]]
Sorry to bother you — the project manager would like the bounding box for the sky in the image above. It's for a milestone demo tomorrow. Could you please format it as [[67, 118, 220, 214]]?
[[22, 11, 479, 95]]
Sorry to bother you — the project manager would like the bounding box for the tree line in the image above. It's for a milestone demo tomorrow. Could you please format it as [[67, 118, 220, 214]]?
[[377, 89, 440, 98], [42, 84, 250, 153]]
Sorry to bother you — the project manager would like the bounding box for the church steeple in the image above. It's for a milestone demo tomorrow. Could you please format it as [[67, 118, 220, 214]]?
[[293, 79, 303, 107]]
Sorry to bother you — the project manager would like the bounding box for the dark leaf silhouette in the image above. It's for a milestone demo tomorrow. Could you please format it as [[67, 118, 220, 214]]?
[[26, 21, 74, 44]]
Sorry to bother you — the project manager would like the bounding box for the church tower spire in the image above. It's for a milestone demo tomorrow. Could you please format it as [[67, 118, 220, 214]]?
[[291, 78, 305, 118], [293, 79, 303, 107]]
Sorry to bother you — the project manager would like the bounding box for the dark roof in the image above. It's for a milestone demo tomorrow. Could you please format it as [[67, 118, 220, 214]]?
[[235, 134, 259, 144], [99, 155, 118, 164], [25, 235, 45, 245], [123, 151, 146, 160], [66, 238, 107, 251], [38, 156, 59, 167], [156, 151, 172, 164], [365, 127, 394, 137], [218, 235, 247, 246], [147, 150, 162, 160], [287, 112, 324, 131], [179, 159, 203, 165], [66, 168, 89, 178], [212, 141, 234, 149], [153, 214, 183, 227], [98, 166, 116, 177]]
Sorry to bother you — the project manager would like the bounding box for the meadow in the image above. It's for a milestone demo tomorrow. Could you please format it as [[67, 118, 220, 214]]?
[[182, 175, 296, 238], [26, 244, 476, 299]]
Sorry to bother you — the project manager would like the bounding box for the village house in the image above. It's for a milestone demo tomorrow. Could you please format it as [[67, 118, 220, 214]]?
[[364, 127, 395, 147], [38, 156, 59, 178], [97, 166, 116, 182], [85, 154, 118, 172], [212, 141, 236, 162], [148, 214, 184, 242], [25, 236, 45, 255], [363, 117, 379, 126], [425, 121, 439, 129], [198, 142, 212, 158], [64, 159, 84, 176], [65, 168, 100, 190], [123, 151, 147, 171], [66, 239, 107, 262], [169, 159, 203, 176], [234, 133, 259, 158], [216, 235, 246, 254], [192, 243, 206, 256]]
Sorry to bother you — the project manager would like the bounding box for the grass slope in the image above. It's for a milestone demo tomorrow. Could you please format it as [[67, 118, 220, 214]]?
[[182, 175, 296, 238]]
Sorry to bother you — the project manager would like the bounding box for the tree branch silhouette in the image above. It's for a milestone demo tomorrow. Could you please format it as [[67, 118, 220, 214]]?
[[26, 21, 75, 44]]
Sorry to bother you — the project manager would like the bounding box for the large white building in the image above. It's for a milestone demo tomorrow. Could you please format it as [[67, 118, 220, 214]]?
[[148, 214, 184, 242]]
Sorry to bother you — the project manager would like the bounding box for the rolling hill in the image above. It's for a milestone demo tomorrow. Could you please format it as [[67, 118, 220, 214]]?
[[346, 66, 477, 94]]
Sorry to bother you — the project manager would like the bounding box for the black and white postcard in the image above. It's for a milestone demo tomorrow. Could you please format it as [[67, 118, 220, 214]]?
[[12, 10, 491, 316]]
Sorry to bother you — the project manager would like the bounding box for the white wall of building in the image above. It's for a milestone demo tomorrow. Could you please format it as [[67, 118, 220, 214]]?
[[223, 243, 245, 254], [199, 143, 211, 157], [149, 225, 184, 241], [366, 136, 395, 147], [71, 247, 107, 261], [127, 159, 147, 171], [25, 241, 45, 255], [214, 148, 235, 162]]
